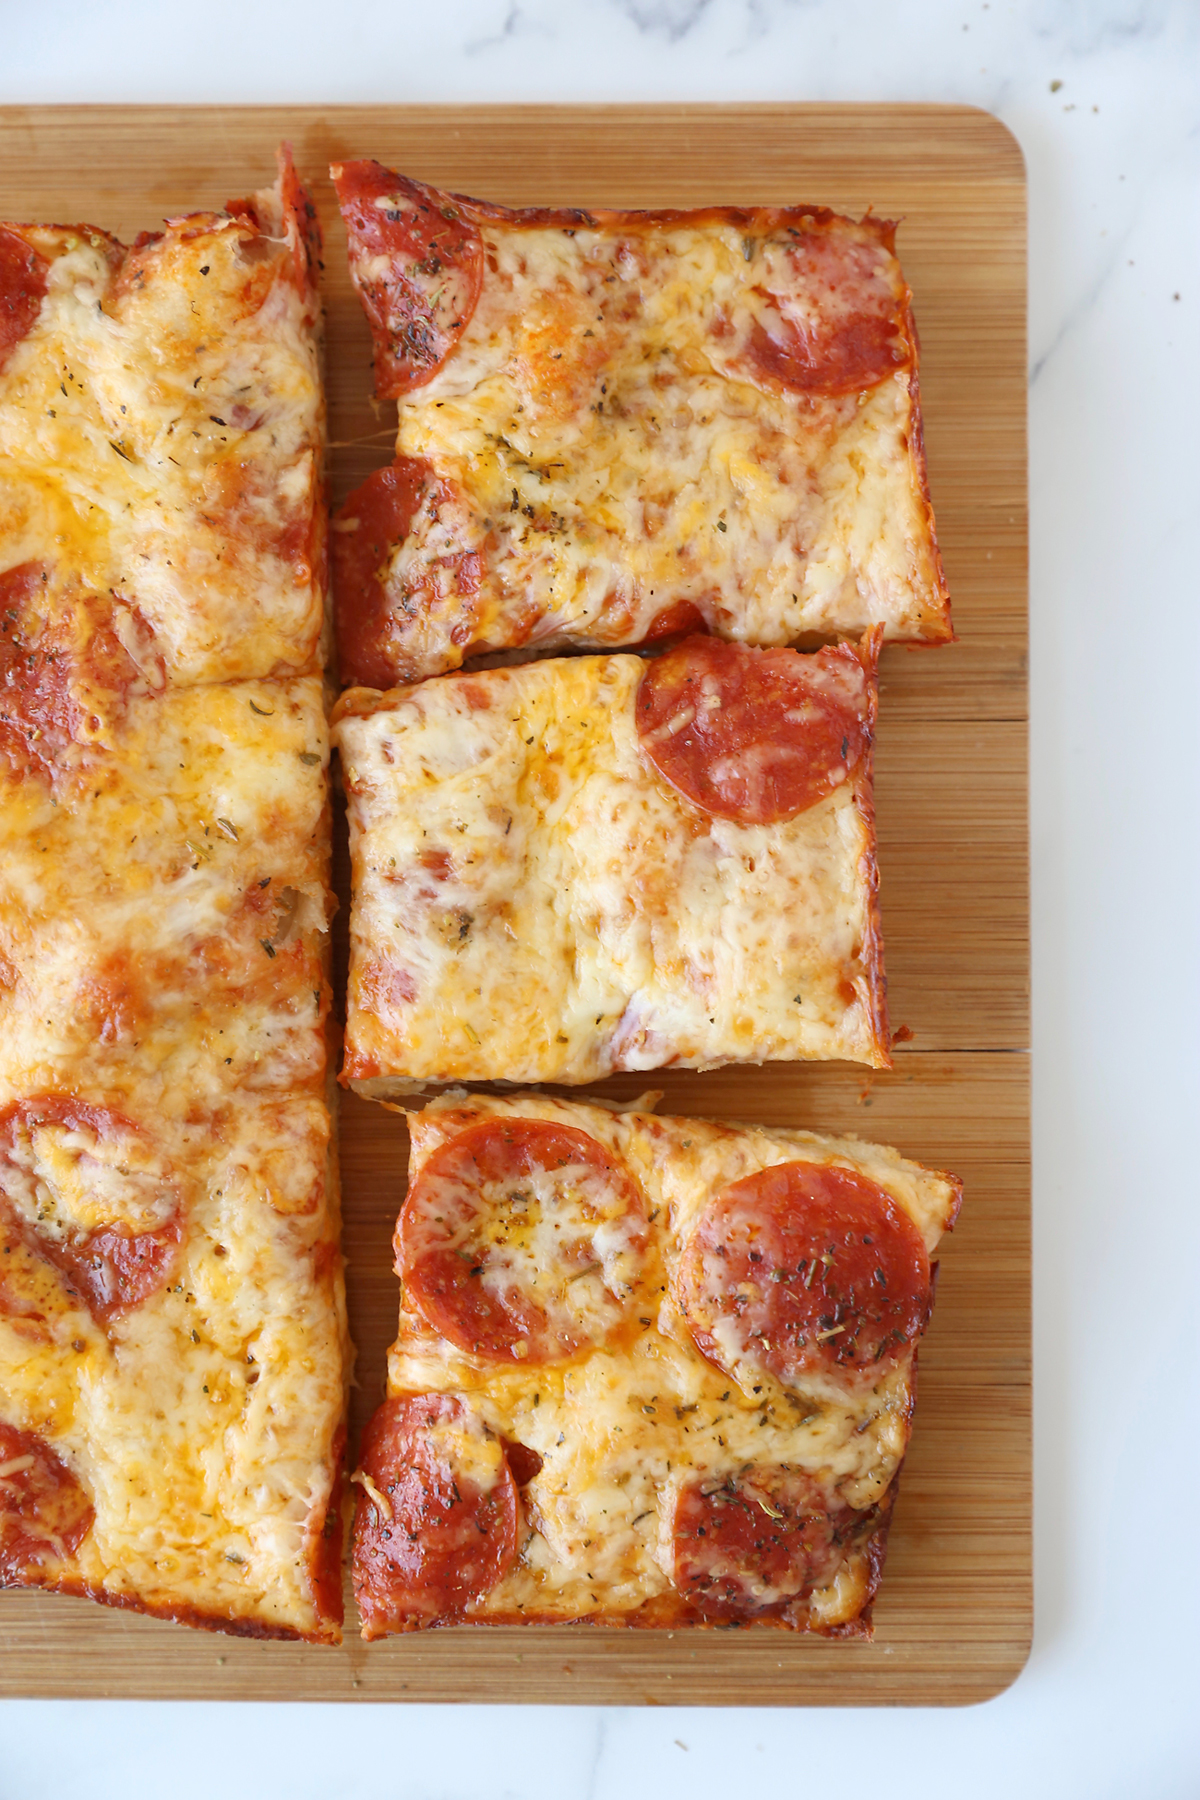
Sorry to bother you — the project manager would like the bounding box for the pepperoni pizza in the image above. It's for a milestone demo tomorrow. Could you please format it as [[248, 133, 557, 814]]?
[[331, 160, 950, 687], [0, 154, 349, 1642], [351, 1092, 961, 1637], [333, 631, 889, 1093]]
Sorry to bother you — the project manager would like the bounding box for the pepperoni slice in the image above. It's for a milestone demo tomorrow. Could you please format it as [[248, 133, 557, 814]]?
[[741, 228, 908, 397], [676, 1162, 931, 1388], [351, 1393, 518, 1635], [0, 566, 145, 782], [397, 1118, 647, 1364], [333, 457, 484, 689], [0, 1420, 94, 1578], [333, 457, 428, 689], [642, 599, 708, 644], [636, 636, 871, 824], [0, 227, 48, 373], [332, 160, 484, 397], [0, 1100, 182, 1323], [276, 144, 322, 291], [671, 1466, 856, 1616]]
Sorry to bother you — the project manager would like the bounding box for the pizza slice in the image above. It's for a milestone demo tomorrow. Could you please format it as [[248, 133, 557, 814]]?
[[333, 631, 889, 1093], [0, 658, 333, 1113], [0, 1089, 345, 1640], [331, 159, 950, 686], [0, 155, 349, 1643], [350, 1092, 962, 1638], [0, 147, 326, 690]]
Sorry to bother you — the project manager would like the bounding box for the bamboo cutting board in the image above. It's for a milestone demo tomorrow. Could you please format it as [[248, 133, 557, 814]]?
[[0, 104, 1029, 1706]]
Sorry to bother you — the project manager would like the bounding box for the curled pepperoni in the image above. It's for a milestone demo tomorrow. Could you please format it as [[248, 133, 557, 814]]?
[[676, 1162, 931, 1389], [332, 160, 483, 397], [333, 457, 428, 689], [741, 228, 909, 397], [0, 1419, 94, 1578], [333, 457, 484, 688], [351, 1394, 518, 1636], [55, 1219, 182, 1320], [671, 1466, 856, 1617], [276, 144, 322, 291], [0, 566, 146, 782], [636, 636, 871, 824], [501, 1438, 544, 1487], [397, 1119, 647, 1364], [642, 599, 708, 644], [0, 1099, 182, 1323], [0, 228, 48, 373]]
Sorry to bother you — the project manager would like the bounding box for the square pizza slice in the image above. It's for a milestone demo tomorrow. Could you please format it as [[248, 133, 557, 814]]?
[[0, 1087, 347, 1641], [0, 654, 333, 1112], [334, 632, 889, 1093], [350, 1091, 962, 1639], [0, 147, 327, 690], [331, 160, 950, 686]]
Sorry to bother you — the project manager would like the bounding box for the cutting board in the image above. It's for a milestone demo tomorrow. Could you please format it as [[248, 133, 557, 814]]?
[[0, 104, 1029, 1706]]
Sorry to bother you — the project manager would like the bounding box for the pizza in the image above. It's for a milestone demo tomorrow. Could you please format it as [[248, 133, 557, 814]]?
[[333, 631, 889, 1095], [0, 671, 332, 1112], [331, 159, 950, 687], [0, 152, 349, 1643], [350, 1091, 962, 1638], [0, 148, 326, 689]]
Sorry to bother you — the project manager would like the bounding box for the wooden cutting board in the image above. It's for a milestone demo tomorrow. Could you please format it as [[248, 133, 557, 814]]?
[[0, 104, 1029, 1706]]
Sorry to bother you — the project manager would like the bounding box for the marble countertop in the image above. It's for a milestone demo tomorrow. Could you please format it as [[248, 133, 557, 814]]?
[[2, 3, 1198, 1797]]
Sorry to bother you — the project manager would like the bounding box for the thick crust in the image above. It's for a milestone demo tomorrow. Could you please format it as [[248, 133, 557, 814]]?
[[420, 191, 900, 245], [0, 1567, 342, 1646], [901, 326, 954, 645], [851, 626, 892, 1067]]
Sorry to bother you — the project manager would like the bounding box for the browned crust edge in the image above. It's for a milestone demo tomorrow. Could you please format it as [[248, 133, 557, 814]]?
[[851, 626, 892, 1069], [902, 302, 955, 645], [336, 161, 899, 249], [357, 1495, 899, 1641], [0, 1566, 341, 1644]]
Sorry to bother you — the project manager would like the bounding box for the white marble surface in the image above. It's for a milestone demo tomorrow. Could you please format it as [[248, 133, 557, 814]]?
[[2, 3, 1198, 1795]]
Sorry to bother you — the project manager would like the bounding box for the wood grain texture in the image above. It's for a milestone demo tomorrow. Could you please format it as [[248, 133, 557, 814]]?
[[0, 103, 1029, 1705]]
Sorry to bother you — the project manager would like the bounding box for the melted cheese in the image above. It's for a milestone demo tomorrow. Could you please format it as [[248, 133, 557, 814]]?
[[335, 652, 888, 1089], [422, 1155, 642, 1350], [0, 677, 331, 1113], [386, 1093, 961, 1628], [0, 213, 324, 687], [0, 1098, 345, 1634], [370, 215, 946, 677]]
